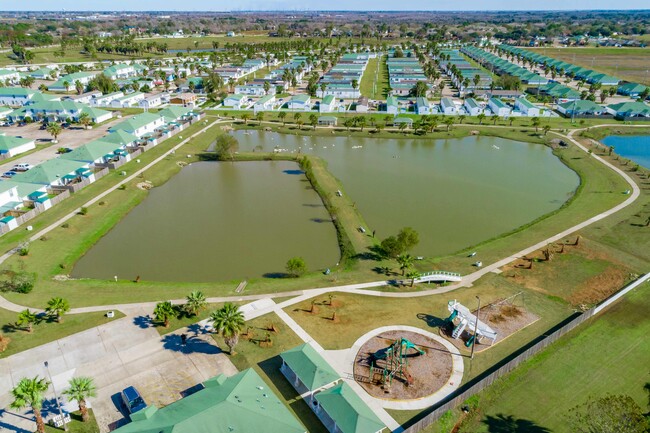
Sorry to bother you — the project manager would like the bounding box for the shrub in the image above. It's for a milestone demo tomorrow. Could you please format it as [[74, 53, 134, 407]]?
[[0, 269, 36, 294], [17, 242, 29, 256], [79, 207, 88, 215], [61, 223, 69, 228], [98, 201, 106, 206], [117, 184, 127, 190]]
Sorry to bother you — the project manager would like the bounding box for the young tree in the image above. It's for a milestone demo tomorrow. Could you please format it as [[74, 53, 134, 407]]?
[[397, 253, 414, 276], [10, 377, 49, 433], [286, 257, 307, 277], [63, 377, 97, 422], [46, 297, 70, 323], [78, 112, 91, 130], [531, 117, 541, 132], [309, 113, 318, 130], [490, 114, 499, 125], [46, 122, 62, 143], [278, 111, 287, 125], [443, 116, 454, 131], [240, 113, 251, 124], [210, 303, 245, 355], [16, 309, 37, 333], [477, 113, 486, 125], [184, 291, 207, 316], [543, 124, 552, 135], [153, 301, 175, 328], [397, 227, 420, 252]]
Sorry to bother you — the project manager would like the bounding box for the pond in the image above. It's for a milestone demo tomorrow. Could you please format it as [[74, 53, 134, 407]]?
[[72, 160, 339, 282], [233, 131, 580, 257], [601, 135, 650, 169], [73, 132, 580, 283]]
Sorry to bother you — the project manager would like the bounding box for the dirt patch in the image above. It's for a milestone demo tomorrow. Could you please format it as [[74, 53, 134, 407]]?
[[353, 330, 453, 400], [443, 301, 539, 354], [569, 265, 629, 307]]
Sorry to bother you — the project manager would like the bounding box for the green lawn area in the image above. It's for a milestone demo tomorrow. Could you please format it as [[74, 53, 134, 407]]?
[[215, 312, 328, 433], [154, 303, 224, 335], [528, 46, 650, 85], [360, 55, 389, 99], [445, 281, 650, 433], [0, 308, 124, 358], [44, 410, 100, 433]]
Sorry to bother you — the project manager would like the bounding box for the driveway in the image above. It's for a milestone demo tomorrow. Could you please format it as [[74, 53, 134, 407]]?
[[0, 115, 132, 173], [0, 306, 237, 432]]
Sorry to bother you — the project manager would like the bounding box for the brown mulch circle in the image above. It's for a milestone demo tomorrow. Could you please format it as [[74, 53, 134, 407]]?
[[353, 330, 453, 400]]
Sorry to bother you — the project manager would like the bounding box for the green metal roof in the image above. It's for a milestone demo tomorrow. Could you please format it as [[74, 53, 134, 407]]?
[[280, 343, 340, 391], [100, 130, 139, 146], [158, 106, 192, 123], [291, 94, 310, 103], [558, 100, 605, 113], [608, 101, 650, 116], [315, 382, 385, 433], [321, 95, 335, 105], [110, 112, 162, 133], [61, 141, 122, 163], [114, 369, 306, 433], [12, 159, 87, 185], [0, 135, 33, 151]]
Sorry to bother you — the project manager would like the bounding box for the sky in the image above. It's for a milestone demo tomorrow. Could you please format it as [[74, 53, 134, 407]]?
[[3, 0, 649, 11]]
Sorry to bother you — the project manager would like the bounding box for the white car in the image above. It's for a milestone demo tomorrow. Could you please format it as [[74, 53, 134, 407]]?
[[12, 163, 33, 172]]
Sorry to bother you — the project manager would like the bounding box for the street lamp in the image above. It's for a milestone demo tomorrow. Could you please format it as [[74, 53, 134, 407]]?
[[44, 361, 68, 432], [470, 296, 481, 360]]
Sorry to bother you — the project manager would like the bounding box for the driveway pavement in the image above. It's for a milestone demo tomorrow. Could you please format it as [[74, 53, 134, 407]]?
[[0, 115, 131, 173], [0, 306, 237, 433]]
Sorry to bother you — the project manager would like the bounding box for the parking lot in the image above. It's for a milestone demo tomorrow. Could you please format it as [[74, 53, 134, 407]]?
[[0, 309, 237, 433], [0, 115, 132, 174]]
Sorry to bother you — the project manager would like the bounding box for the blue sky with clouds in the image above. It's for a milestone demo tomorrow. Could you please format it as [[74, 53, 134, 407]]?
[[5, 1, 649, 11]]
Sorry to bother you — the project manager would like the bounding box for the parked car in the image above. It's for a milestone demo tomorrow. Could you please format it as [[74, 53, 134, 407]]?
[[121, 386, 146, 414], [2, 171, 17, 178], [12, 163, 33, 172]]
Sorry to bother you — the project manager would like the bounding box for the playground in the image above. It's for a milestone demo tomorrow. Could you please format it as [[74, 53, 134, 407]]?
[[442, 296, 539, 353], [353, 330, 454, 400]]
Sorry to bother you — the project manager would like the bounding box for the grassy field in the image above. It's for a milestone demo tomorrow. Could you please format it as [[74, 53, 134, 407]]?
[[360, 55, 389, 99], [217, 312, 328, 433], [442, 281, 650, 433], [0, 308, 124, 358], [529, 46, 650, 85]]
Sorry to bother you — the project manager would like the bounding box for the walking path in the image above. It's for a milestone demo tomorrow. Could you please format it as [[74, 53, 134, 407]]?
[[0, 124, 643, 317]]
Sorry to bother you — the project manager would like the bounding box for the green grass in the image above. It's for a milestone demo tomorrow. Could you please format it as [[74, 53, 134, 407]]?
[[44, 410, 100, 433], [360, 55, 389, 99], [216, 312, 328, 433], [154, 303, 223, 335], [449, 281, 650, 433], [0, 308, 124, 358]]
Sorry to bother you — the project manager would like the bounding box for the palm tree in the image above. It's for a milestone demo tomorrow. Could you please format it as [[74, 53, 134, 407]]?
[[543, 124, 551, 135], [477, 113, 486, 125], [490, 114, 499, 125], [278, 111, 287, 125], [397, 253, 414, 276], [240, 113, 251, 124], [210, 303, 245, 355], [46, 122, 62, 143], [406, 270, 421, 287], [10, 377, 49, 433], [256, 112, 264, 125], [293, 112, 302, 128], [398, 122, 407, 134], [458, 114, 466, 124], [531, 117, 541, 132], [78, 112, 91, 130], [443, 116, 454, 131], [309, 113, 318, 130], [184, 291, 207, 317], [46, 297, 70, 323], [74, 80, 84, 95], [153, 301, 175, 328], [63, 377, 96, 422], [16, 309, 37, 333]]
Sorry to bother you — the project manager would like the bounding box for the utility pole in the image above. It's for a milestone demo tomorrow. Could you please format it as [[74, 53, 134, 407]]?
[[44, 361, 68, 431], [470, 296, 481, 360]]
